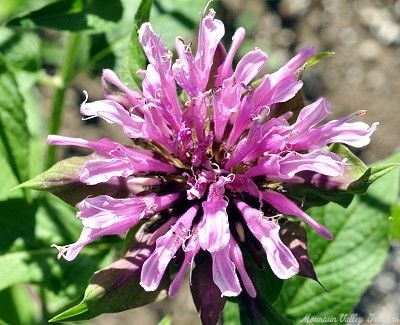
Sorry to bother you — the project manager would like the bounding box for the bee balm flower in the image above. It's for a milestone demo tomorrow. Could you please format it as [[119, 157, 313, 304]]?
[[49, 8, 377, 303]]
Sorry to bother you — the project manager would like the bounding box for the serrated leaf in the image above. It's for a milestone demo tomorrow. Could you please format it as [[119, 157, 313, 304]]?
[[6, 0, 123, 31], [119, 0, 152, 88], [304, 51, 335, 69], [0, 56, 29, 185], [50, 231, 168, 322], [274, 153, 400, 323], [16, 155, 129, 205]]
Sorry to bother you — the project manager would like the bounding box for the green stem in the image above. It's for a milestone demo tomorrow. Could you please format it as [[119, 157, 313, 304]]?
[[39, 286, 49, 324], [46, 32, 82, 169]]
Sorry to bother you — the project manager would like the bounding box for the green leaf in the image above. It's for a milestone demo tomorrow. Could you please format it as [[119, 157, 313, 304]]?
[[304, 51, 335, 69], [390, 202, 400, 240], [16, 155, 129, 205], [0, 196, 113, 296], [0, 199, 37, 254], [0, 286, 37, 325], [274, 153, 400, 323], [0, 317, 10, 325], [223, 300, 240, 325], [246, 256, 284, 304], [238, 291, 293, 325], [233, 253, 290, 325], [119, 0, 152, 88], [0, 56, 29, 185], [50, 231, 168, 322], [151, 0, 201, 46], [0, 153, 24, 200], [6, 0, 123, 31], [0, 29, 41, 72]]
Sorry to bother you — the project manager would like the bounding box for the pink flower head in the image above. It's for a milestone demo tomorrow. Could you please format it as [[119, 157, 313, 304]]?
[[49, 7, 377, 308]]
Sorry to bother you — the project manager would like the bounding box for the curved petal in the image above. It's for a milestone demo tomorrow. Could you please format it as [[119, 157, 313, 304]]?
[[198, 178, 231, 252], [168, 236, 200, 297], [140, 206, 198, 291], [235, 200, 299, 279], [262, 190, 333, 239], [279, 150, 346, 179], [290, 97, 331, 133], [211, 245, 242, 296], [80, 99, 145, 138], [195, 9, 225, 90], [229, 238, 256, 297]]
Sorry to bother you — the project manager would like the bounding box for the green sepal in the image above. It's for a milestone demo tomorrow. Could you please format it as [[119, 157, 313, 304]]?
[[49, 231, 168, 322], [15, 155, 129, 205], [286, 144, 399, 208], [304, 51, 335, 69]]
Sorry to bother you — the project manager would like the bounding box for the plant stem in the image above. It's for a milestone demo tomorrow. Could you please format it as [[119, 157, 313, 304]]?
[[46, 32, 82, 169]]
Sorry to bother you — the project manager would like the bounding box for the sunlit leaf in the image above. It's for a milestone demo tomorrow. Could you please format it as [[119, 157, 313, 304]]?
[[0, 29, 41, 71], [158, 314, 172, 325], [390, 202, 400, 240], [223, 300, 240, 325]]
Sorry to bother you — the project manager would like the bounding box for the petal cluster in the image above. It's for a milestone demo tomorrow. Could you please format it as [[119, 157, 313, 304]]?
[[49, 9, 377, 299]]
